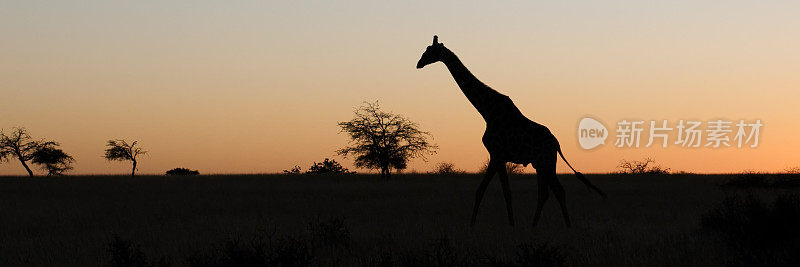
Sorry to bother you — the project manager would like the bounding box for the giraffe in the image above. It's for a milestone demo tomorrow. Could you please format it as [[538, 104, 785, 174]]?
[[416, 36, 606, 227]]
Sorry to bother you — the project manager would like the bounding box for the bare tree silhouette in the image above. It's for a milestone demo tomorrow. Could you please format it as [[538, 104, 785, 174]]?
[[0, 127, 56, 177], [337, 101, 437, 178], [104, 140, 147, 177]]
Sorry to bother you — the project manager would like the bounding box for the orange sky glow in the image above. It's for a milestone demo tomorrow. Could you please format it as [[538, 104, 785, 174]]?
[[2, 1, 799, 175]]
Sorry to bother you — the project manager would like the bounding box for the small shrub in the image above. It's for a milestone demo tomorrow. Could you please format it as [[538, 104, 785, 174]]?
[[785, 166, 800, 174], [431, 162, 465, 175], [617, 157, 670, 174], [283, 165, 302, 174], [165, 168, 199, 176], [307, 158, 353, 174]]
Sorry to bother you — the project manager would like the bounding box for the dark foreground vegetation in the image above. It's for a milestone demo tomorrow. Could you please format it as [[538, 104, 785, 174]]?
[[0, 173, 798, 266]]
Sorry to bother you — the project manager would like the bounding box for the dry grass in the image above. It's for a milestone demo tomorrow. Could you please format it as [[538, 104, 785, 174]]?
[[0, 173, 797, 266]]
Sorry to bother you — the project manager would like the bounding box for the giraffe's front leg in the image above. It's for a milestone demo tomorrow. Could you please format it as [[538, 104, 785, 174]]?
[[497, 165, 514, 226]]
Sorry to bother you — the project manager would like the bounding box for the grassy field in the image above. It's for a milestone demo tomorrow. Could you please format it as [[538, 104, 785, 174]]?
[[0, 173, 798, 266]]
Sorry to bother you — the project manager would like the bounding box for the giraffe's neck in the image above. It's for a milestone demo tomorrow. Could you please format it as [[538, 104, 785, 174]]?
[[439, 48, 503, 121]]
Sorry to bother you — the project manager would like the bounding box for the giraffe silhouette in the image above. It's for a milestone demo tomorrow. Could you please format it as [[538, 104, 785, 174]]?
[[417, 36, 606, 227]]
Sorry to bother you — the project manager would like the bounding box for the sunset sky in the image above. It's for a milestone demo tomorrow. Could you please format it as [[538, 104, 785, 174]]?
[[2, 1, 799, 175]]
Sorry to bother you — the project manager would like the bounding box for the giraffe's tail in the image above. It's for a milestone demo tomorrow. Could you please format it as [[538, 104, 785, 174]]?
[[557, 146, 607, 199]]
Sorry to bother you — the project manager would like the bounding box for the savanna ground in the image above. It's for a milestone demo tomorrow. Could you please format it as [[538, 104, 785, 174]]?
[[0, 173, 798, 266]]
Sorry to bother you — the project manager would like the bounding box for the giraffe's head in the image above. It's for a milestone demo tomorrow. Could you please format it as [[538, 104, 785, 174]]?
[[416, 35, 446, 69]]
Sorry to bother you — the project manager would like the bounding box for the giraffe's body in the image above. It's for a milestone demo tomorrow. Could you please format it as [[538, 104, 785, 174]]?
[[417, 36, 605, 227]]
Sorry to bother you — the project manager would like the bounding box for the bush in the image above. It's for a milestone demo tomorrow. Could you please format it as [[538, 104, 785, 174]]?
[[283, 165, 302, 174], [306, 158, 353, 174], [431, 162, 465, 175], [700, 194, 800, 266], [478, 159, 524, 175], [616, 158, 670, 174], [165, 168, 199, 176]]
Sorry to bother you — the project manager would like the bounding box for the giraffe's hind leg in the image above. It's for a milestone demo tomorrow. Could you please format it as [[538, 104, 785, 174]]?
[[471, 159, 499, 226], [549, 170, 571, 227], [531, 165, 552, 228]]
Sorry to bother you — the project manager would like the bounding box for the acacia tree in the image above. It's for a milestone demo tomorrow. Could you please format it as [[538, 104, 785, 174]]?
[[0, 127, 55, 177], [337, 101, 437, 178], [104, 140, 147, 177], [31, 144, 74, 176]]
